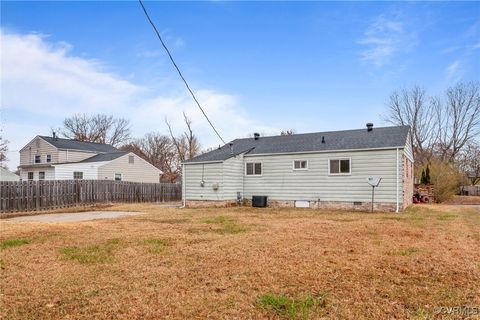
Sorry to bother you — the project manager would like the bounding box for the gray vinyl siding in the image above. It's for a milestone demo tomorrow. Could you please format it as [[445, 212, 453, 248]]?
[[222, 155, 244, 200], [184, 162, 224, 200], [184, 148, 405, 203], [242, 149, 402, 203]]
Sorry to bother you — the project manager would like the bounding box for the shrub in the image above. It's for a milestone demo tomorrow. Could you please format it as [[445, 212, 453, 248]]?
[[429, 161, 463, 202]]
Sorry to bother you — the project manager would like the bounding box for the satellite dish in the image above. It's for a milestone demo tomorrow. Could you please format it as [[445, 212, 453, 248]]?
[[366, 177, 382, 212], [366, 176, 382, 187]]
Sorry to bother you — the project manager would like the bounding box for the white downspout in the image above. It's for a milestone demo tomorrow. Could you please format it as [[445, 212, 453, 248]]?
[[181, 163, 186, 208], [396, 148, 399, 213]]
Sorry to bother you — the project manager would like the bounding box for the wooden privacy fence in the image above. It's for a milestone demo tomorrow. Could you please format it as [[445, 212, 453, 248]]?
[[460, 185, 480, 196], [0, 180, 182, 213]]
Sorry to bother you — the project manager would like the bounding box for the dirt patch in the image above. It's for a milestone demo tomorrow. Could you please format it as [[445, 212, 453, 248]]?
[[1, 204, 479, 319]]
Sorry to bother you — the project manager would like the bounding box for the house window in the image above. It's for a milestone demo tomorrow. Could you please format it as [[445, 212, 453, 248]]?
[[27, 172, 34, 180], [46, 155, 51, 163], [293, 160, 308, 170], [246, 162, 262, 176], [73, 172, 83, 180], [128, 155, 134, 164], [329, 159, 351, 175], [39, 172, 45, 180], [114, 173, 122, 181], [34, 155, 41, 163]]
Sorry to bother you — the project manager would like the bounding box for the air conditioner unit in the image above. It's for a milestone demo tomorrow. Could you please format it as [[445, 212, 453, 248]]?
[[252, 196, 267, 208]]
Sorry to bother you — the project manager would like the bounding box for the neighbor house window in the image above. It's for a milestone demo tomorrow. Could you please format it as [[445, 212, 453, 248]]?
[[128, 155, 134, 164], [246, 162, 262, 176], [114, 173, 122, 181], [73, 172, 83, 180], [293, 160, 308, 170], [34, 155, 41, 163], [329, 159, 351, 175], [27, 172, 34, 180], [46, 155, 51, 163], [39, 172, 45, 180]]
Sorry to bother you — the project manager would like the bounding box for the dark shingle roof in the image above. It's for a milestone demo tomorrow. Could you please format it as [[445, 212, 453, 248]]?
[[79, 152, 127, 163], [185, 125, 410, 163], [40, 136, 119, 153]]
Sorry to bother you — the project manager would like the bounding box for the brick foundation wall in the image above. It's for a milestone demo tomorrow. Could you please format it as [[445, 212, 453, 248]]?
[[185, 200, 239, 208], [187, 199, 399, 212]]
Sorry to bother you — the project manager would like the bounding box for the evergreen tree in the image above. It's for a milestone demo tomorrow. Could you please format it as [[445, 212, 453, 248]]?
[[421, 169, 426, 184], [425, 166, 431, 184]]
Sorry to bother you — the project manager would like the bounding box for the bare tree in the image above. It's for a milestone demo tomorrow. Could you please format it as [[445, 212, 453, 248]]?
[[61, 114, 131, 147], [121, 133, 181, 182], [458, 142, 480, 185], [280, 129, 296, 136], [0, 135, 8, 169], [384, 86, 437, 162], [435, 82, 480, 162], [165, 112, 201, 162]]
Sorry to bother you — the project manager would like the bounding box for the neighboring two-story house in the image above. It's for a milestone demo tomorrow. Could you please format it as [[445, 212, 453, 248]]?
[[18, 133, 162, 183]]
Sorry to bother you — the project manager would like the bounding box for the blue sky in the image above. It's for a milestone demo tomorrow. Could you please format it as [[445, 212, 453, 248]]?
[[1, 1, 479, 168]]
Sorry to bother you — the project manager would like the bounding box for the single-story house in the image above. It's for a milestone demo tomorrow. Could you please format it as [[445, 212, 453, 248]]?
[[182, 124, 414, 212], [0, 167, 20, 182], [18, 134, 162, 183]]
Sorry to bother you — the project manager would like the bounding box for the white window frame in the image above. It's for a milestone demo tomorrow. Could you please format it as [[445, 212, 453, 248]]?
[[293, 160, 308, 171], [39, 172, 45, 180], [114, 173, 123, 181], [128, 155, 134, 164], [46, 155, 51, 163], [328, 158, 351, 176], [245, 162, 263, 177], [73, 172, 83, 180], [27, 172, 34, 180], [34, 155, 41, 164]]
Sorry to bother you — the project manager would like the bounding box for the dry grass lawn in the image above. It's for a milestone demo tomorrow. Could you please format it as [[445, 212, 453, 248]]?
[[1, 204, 479, 319]]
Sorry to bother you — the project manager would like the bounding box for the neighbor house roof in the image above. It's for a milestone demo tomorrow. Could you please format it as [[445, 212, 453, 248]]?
[[79, 152, 128, 163], [39, 136, 119, 153], [184, 125, 410, 163]]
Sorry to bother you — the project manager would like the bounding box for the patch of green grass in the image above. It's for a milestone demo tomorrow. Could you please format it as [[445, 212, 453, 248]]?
[[143, 239, 169, 253], [407, 307, 431, 320], [257, 294, 327, 319], [388, 247, 419, 256], [202, 216, 250, 234], [61, 239, 120, 264], [202, 216, 229, 224], [436, 214, 456, 221], [136, 218, 189, 224], [379, 216, 403, 221], [0, 238, 30, 250]]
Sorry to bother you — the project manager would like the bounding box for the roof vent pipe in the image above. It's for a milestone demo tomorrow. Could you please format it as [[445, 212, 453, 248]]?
[[229, 142, 234, 154], [254, 133, 260, 140], [366, 123, 374, 131], [321, 136, 325, 143], [52, 131, 57, 141]]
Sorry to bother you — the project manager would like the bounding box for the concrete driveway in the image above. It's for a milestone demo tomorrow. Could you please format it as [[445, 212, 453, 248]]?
[[6, 211, 143, 223]]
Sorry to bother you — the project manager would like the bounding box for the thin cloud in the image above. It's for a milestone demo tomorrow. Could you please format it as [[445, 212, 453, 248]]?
[[358, 14, 414, 67], [445, 60, 462, 82]]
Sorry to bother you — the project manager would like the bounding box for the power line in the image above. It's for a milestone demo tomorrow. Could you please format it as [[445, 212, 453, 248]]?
[[138, 0, 226, 145]]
